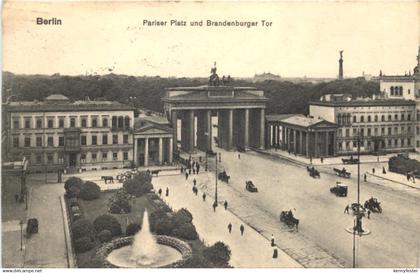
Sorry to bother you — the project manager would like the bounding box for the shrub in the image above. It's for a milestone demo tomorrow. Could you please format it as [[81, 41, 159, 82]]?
[[74, 236, 95, 253], [93, 214, 122, 236], [154, 218, 175, 236], [126, 223, 141, 236], [71, 219, 95, 239], [108, 189, 132, 214], [173, 208, 193, 227], [97, 229, 112, 243], [203, 242, 231, 267], [79, 181, 101, 200], [123, 172, 153, 197], [64, 177, 84, 197], [171, 222, 198, 240], [149, 210, 170, 232], [389, 155, 420, 175]]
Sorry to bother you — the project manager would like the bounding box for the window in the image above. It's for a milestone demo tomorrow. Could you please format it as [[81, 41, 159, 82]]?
[[36, 136, 42, 147], [345, 142, 350, 150], [402, 139, 405, 146], [36, 119, 42, 128], [408, 114, 411, 121], [102, 134, 108, 145], [124, 116, 130, 128], [353, 116, 357, 123], [394, 114, 398, 120], [92, 153, 97, 161], [113, 152, 118, 160], [360, 128, 364, 136], [58, 154, 64, 164], [388, 127, 392, 135], [13, 137, 19, 147], [59, 136, 64, 146], [374, 115, 378, 122], [337, 130, 342, 137], [367, 128, 371, 136], [388, 115, 392, 121], [417, 140, 419, 148], [81, 118, 87, 128], [353, 141, 357, 148], [394, 127, 398, 134], [25, 137, 31, 147], [113, 134, 118, 144], [401, 114, 405, 121], [92, 135, 97, 145], [338, 142, 342, 151], [353, 128, 357, 136], [92, 118, 98, 128], [408, 138, 411, 146], [81, 136, 87, 145], [13, 119, 20, 129], [81, 154, 86, 162], [367, 116, 371, 122], [47, 136, 54, 146], [25, 119, 31, 129], [123, 152, 128, 160], [102, 118, 108, 128], [381, 128, 385, 135], [102, 152, 108, 160], [70, 118, 76, 127], [390, 86, 394, 96], [394, 139, 398, 146], [381, 115, 385, 122], [59, 118, 64, 128], [360, 116, 364, 122], [47, 154, 53, 164], [47, 119, 54, 128], [123, 134, 129, 144], [118, 117, 124, 128], [112, 116, 117, 128], [388, 139, 392, 147], [36, 154, 42, 164], [408, 126, 411, 133], [374, 128, 378, 136]]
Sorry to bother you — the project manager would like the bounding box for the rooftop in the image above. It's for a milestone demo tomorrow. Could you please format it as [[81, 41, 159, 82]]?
[[310, 99, 416, 107], [267, 114, 338, 129], [165, 85, 258, 91]]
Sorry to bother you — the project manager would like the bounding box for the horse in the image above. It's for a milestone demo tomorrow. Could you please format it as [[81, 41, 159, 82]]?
[[151, 170, 161, 176], [101, 176, 114, 184]]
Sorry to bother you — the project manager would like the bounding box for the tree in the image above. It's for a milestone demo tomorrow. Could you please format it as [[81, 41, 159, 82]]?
[[64, 177, 84, 197], [79, 181, 101, 200], [93, 214, 122, 236], [202, 242, 232, 267], [71, 218, 95, 239], [108, 189, 132, 214], [123, 172, 153, 197]]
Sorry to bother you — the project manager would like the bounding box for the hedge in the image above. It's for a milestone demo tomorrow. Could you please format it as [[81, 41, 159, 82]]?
[[74, 236, 95, 253], [93, 214, 122, 237], [171, 222, 198, 240], [202, 241, 232, 267], [80, 181, 101, 200]]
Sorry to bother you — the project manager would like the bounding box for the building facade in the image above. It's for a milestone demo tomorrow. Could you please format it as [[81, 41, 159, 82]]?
[[4, 95, 135, 173], [310, 98, 416, 155]]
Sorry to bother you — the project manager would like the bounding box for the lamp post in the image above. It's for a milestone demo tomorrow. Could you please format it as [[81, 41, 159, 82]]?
[[215, 153, 218, 204], [19, 220, 24, 251]]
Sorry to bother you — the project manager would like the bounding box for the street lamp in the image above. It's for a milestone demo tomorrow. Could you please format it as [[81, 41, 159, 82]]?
[[19, 220, 24, 251]]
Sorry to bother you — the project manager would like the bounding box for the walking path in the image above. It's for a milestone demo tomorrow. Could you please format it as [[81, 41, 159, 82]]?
[[153, 174, 302, 268]]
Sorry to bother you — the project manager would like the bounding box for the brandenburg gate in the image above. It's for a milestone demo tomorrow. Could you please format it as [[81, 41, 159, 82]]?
[[162, 66, 267, 153]]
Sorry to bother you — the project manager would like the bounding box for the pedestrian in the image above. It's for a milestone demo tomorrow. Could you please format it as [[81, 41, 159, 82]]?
[[197, 164, 200, 174], [344, 204, 350, 214], [14, 194, 19, 203], [180, 166, 184, 173], [228, 223, 232, 233], [273, 248, 278, 259], [240, 224, 245, 236], [193, 168, 196, 175], [213, 201, 217, 212], [224, 200, 228, 210], [202, 192, 206, 201], [238, 153, 241, 159], [189, 168, 192, 175], [165, 187, 169, 197], [185, 172, 189, 180], [382, 167, 386, 174], [158, 188, 162, 196], [367, 210, 371, 219], [407, 172, 410, 181], [271, 234, 275, 246], [193, 179, 197, 186], [372, 168, 375, 174], [321, 157, 324, 163], [364, 173, 367, 182]]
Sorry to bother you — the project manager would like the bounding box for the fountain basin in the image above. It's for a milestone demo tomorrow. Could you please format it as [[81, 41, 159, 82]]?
[[97, 235, 192, 268]]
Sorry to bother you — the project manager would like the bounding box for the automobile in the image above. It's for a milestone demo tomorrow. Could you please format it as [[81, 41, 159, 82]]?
[[330, 182, 348, 197], [245, 180, 258, 192]]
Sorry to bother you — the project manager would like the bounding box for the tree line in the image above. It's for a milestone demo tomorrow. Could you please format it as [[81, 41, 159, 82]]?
[[2, 71, 379, 115]]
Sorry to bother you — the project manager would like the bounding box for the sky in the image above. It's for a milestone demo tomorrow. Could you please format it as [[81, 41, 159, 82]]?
[[2, 1, 419, 78]]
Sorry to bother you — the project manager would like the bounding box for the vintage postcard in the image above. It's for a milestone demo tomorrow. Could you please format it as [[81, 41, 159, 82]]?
[[1, 0, 419, 270]]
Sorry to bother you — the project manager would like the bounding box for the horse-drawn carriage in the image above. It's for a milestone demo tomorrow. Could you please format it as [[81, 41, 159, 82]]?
[[333, 168, 351, 178], [147, 169, 161, 176], [218, 171, 230, 183], [307, 166, 320, 178], [342, 156, 359, 164], [280, 210, 299, 230], [26, 218, 39, 235], [364, 197, 382, 213], [330, 182, 348, 197], [245, 181, 258, 192], [101, 176, 114, 184]]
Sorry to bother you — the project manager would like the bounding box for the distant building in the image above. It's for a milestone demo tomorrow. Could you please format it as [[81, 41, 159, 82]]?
[[253, 72, 281, 82]]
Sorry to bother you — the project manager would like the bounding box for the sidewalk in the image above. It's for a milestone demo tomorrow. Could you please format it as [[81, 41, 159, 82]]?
[[366, 170, 420, 190], [263, 149, 392, 166], [153, 174, 302, 268]]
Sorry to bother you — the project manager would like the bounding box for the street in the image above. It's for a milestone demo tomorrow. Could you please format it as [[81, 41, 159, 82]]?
[[193, 149, 420, 268]]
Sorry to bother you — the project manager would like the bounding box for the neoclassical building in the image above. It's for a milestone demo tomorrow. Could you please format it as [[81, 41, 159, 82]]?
[[4, 95, 135, 172]]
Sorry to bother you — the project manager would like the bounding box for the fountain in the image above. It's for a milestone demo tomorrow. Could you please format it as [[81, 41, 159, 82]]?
[[103, 210, 191, 268]]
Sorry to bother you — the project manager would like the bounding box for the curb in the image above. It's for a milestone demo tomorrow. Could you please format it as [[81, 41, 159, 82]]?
[[367, 172, 420, 190], [59, 195, 77, 268]]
